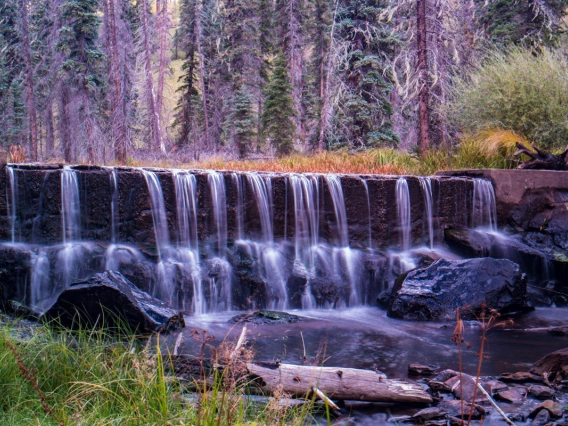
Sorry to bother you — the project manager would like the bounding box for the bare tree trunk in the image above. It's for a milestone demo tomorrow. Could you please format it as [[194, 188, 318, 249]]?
[[142, 0, 165, 153], [106, 0, 128, 163], [20, 0, 38, 161], [317, 0, 339, 152], [417, 0, 430, 153], [46, 102, 55, 157], [156, 0, 169, 137], [287, 0, 304, 146], [195, 0, 211, 151], [61, 87, 72, 162]]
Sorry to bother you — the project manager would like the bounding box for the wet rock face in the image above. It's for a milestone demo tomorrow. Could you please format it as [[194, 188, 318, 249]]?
[[44, 271, 185, 333], [0, 246, 32, 309], [387, 258, 533, 321]]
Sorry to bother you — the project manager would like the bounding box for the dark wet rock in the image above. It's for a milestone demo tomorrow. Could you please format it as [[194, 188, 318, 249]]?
[[508, 413, 526, 422], [432, 369, 459, 383], [229, 310, 307, 325], [429, 380, 452, 393], [529, 400, 563, 418], [531, 347, 568, 382], [409, 363, 437, 375], [438, 400, 486, 419], [388, 258, 532, 321], [412, 407, 447, 421], [445, 374, 489, 404], [0, 246, 32, 310], [482, 380, 508, 395], [44, 271, 185, 333], [531, 408, 551, 425], [500, 371, 543, 383], [529, 385, 555, 400], [495, 388, 525, 403]]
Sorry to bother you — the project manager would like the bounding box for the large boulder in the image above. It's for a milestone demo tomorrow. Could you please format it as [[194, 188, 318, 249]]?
[[530, 347, 568, 383], [387, 258, 532, 321], [44, 270, 185, 334]]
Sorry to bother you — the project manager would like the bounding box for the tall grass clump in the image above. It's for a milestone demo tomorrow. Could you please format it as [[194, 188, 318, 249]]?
[[0, 320, 318, 425], [450, 47, 568, 150]]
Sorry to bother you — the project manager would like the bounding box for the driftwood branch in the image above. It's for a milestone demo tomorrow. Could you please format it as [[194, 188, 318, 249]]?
[[514, 142, 568, 170]]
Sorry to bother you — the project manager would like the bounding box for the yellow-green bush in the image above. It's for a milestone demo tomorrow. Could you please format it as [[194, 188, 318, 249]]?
[[450, 48, 568, 150]]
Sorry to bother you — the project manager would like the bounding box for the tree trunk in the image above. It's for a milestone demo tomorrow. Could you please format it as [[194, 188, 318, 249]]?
[[46, 101, 55, 158], [194, 0, 211, 151], [142, 0, 165, 153], [61, 87, 72, 162], [106, 0, 128, 163], [514, 142, 568, 170], [20, 0, 38, 161], [417, 0, 430, 153], [317, 0, 339, 152], [156, 0, 169, 153]]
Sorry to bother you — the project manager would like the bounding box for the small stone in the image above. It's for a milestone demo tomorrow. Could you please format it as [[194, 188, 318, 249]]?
[[500, 371, 543, 383], [529, 400, 563, 419], [531, 409, 550, 425], [495, 389, 524, 403], [445, 374, 488, 404], [429, 380, 452, 392], [412, 407, 447, 421], [529, 385, 555, 400], [482, 379, 508, 395], [409, 363, 437, 375], [438, 400, 486, 419], [508, 413, 526, 422], [433, 369, 458, 383]]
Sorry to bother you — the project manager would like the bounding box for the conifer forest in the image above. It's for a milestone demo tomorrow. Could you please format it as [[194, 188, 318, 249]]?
[[1, 0, 567, 164]]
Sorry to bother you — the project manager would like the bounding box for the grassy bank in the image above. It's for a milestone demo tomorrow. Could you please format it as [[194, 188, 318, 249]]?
[[123, 130, 524, 175], [0, 317, 318, 425]]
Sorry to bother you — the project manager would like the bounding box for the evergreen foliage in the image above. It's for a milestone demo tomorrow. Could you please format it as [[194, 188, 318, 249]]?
[[262, 54, 296, 156], [232, 84, 256, 158]]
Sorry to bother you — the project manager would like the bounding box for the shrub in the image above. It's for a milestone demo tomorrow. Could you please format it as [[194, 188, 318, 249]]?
[[450, 48, 568, 150]]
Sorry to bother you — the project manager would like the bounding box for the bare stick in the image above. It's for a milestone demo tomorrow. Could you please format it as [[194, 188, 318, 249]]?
[[476, 382, 516, 426], [173, 332, 184, 356], [229, 326, 247, 361], [312, 386, 340, 411]]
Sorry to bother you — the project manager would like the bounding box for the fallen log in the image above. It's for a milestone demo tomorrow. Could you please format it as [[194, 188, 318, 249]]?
[[168, 356, 432, 404], [246, 362, 432, 404], [514, 142, 568, 170]]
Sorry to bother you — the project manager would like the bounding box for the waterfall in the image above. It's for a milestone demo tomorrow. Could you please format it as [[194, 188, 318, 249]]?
[[396, 178, 411, 251], [472, 179, 498, 230], [109, 168, 119, 244], [325, 175, 349, 248], [232, 173, 245, 240], [360, 178, 372, 249], [206, 170, 231, 311], [173, 170, 205, 314], [246, 173, 274, 243], [6, 166, 17, 243], [419, 177, 434, 249], [289, 174, 319, 309], [61, 166, 81, 243], [142, 170, 170, 258], [207, 171, 228, 256]]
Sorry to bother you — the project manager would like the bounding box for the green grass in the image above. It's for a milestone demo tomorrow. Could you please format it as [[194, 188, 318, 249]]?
[[0, 318, 320, 426]]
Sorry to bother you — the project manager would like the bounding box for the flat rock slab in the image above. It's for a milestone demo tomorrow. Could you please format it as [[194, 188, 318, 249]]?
[[388, 258, 532, 321], [229, 310, 308, 325], [44, 271, 185, 334]]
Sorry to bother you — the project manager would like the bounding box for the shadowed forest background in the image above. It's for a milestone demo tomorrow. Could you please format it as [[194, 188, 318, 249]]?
[[1, 0, 568, 165]]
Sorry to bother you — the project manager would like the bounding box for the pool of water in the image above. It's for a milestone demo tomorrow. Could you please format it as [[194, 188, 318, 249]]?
[[168, 307, 567, 378]]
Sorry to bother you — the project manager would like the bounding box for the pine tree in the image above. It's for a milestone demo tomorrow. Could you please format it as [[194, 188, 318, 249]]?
[[262, 54, 295, 156], [232, 84, 255, 158], [55, 0, 106, 162], [329, 0, 397, 149], [478, 0, 568, 47]]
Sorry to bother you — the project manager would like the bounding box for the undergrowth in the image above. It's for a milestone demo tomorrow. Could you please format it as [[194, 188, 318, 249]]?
[[0, 318, 319, 425], [121, 129, 524, 175]]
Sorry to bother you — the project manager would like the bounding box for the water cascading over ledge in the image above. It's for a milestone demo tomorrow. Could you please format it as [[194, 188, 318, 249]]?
[[0, 164, 485, 314]]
